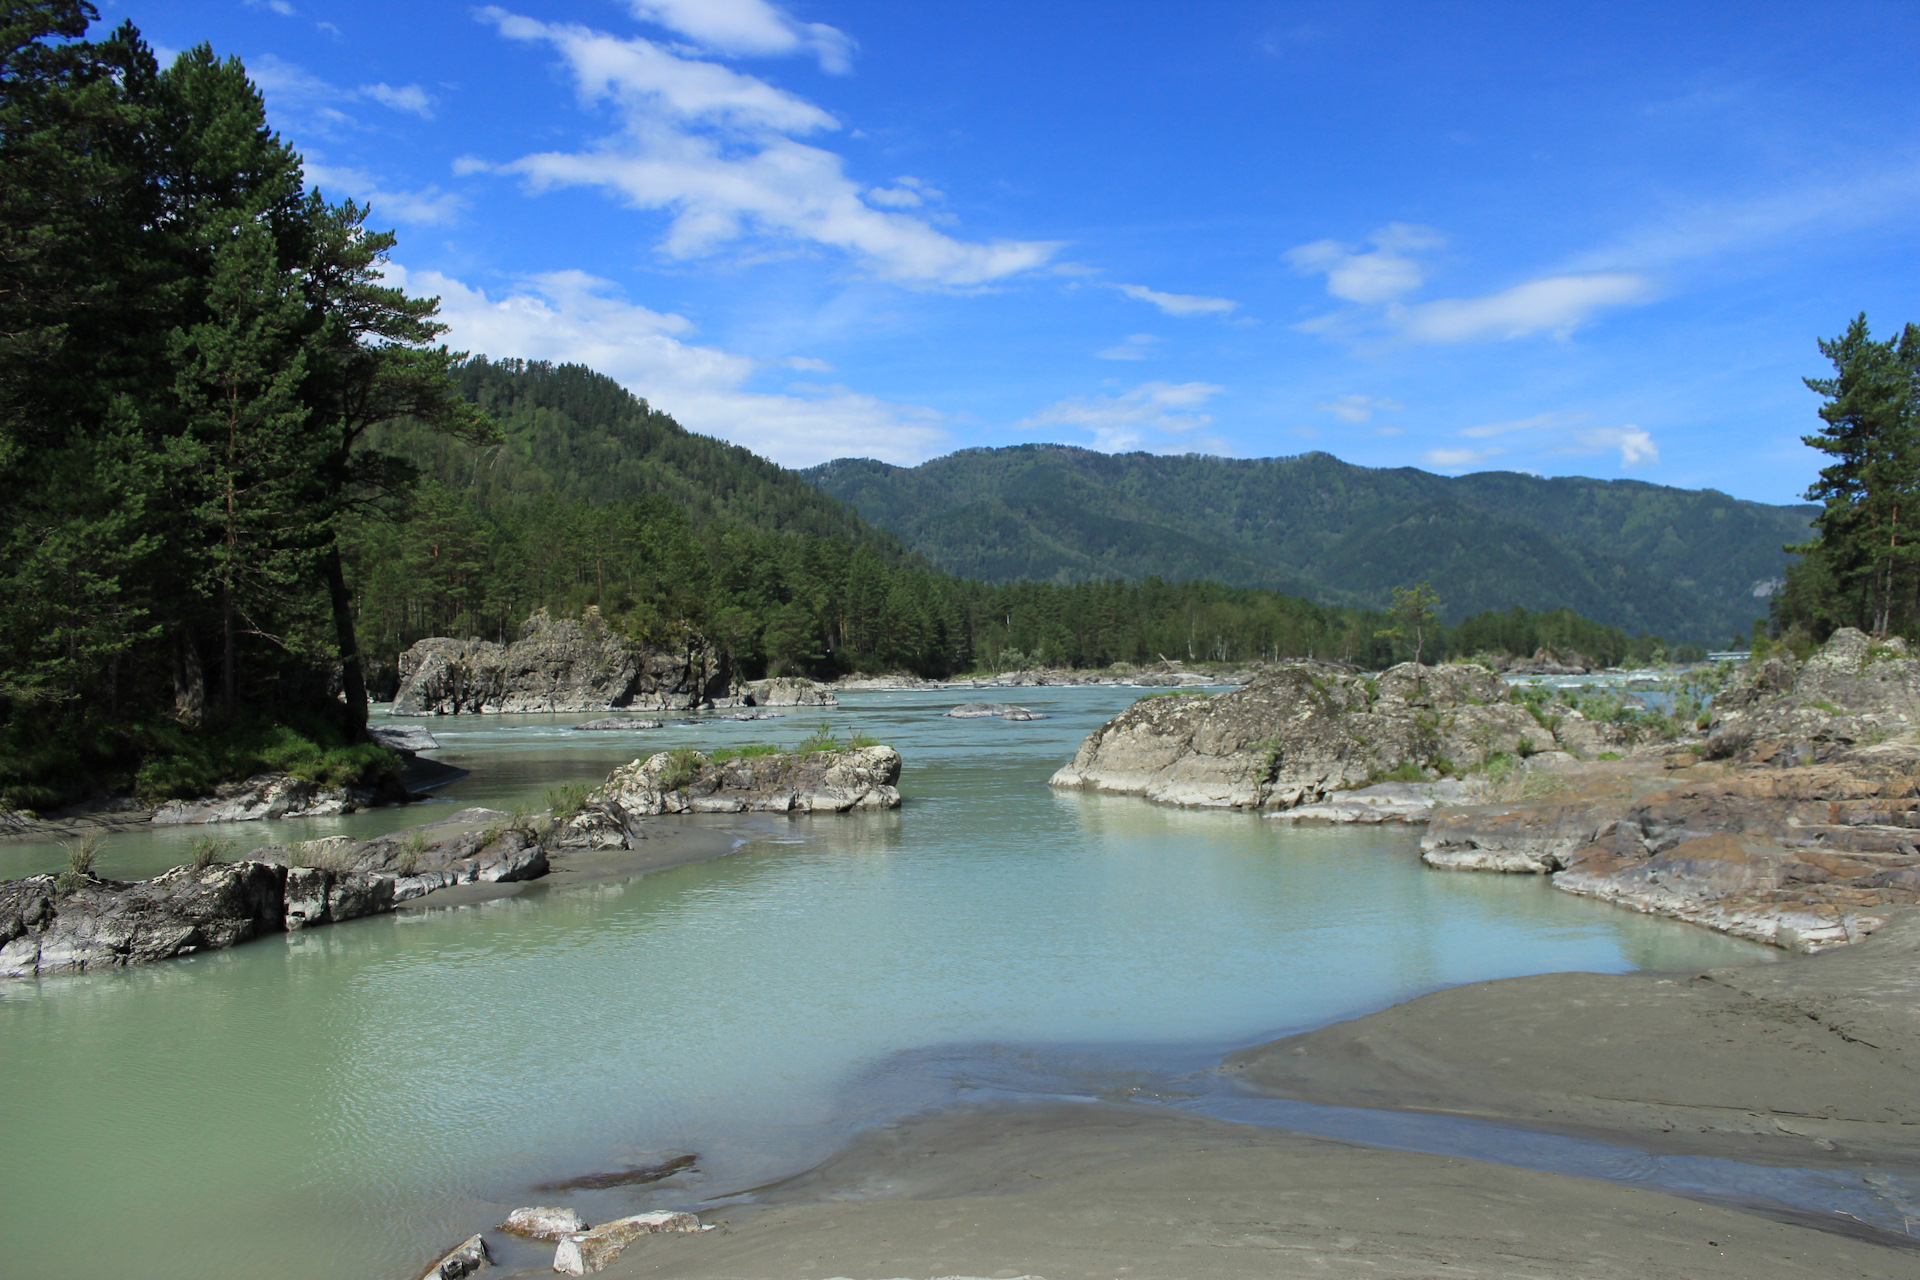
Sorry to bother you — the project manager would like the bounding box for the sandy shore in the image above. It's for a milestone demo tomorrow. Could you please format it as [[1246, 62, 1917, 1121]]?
[[508, 911, 1920, 1280], [584, 1100, 1914, 1280]]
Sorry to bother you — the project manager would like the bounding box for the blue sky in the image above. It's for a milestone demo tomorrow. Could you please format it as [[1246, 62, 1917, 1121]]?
[[117, 0, 1920, 503]]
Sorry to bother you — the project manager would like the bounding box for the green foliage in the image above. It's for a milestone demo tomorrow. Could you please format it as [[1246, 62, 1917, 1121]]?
[[1377, 582, 1442, 665], [844, 731, 881, 749], [1365, 760, 1431, 786], [797, 723, 840, 755], [128, 714, 399, 802], [64, 830, 103, 878], [707, 743, 783, 762], [660, 745, 704, 791], [188, 835, 232, 869], [545, 781, 593, 819], [1598, 751, 1625, 761]]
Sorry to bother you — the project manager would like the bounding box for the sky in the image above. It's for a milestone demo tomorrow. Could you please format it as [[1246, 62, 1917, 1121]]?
[[113, 0, 1920, 504]]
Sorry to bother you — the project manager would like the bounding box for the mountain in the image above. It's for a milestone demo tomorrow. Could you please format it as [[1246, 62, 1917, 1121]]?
[[804, 446, 1815, 644]]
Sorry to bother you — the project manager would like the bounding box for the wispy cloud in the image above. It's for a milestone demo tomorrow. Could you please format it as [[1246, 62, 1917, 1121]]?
[[1019, 380, 1226, 452], [626, 0, 855, 73], [1319, 393, 1403, 423], [1097, 333, 1158, 361], [304, 163, 465, 225], [396, 264, 946, 466], [1290, 222, 1653, 344], [1114, 282, 1237, 316], [481, 9, 1059, 286], [360, 82, 435, 118], [1423, 411, 1659, 472]]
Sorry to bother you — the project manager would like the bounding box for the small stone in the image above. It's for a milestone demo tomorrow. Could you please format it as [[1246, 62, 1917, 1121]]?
[[552, 1211, 702, 1275], [500, 1206, 587, 1240]]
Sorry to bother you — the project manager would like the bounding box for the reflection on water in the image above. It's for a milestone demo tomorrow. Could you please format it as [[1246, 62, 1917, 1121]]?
[[0, 689, 1781, 1279]]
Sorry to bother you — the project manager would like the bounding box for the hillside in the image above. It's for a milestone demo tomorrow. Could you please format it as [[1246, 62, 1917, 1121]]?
[[805, 446, 1815, 644]]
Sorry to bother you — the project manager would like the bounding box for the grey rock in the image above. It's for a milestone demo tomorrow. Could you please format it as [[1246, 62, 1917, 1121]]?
[[392, 608, 734, 715], [501, 1207, 588, 1240], [572, 718, 665, 731], [150, 773, 360, 825], [566, 746, 902, 846], [369, 724, 440, 753], [947, 703, 1050, 720], [1708, 627, 1920, 758], [553, 1212, 702, 1275], [743, 676, 836, 707]]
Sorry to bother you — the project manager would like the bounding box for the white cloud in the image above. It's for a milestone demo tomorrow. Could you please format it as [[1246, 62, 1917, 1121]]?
[[1019, 381, 1225, 453], [483, 9, 1059, 286], [303, 163, 465, 225], [626, 0, 855, 73], [246, 0, 296, 15], [1393, 272, 1653, 342], [865, 176, 942, 209], [1286, 223, 1443, 303], [1097, 333, 1158, 361], [393, 264, 946, 466], [1446, 411, 1659, 468], [1319, 394, 1403, 423], [1115, 282, 1237, 316], [1421, 446, 1502, 471], [360, 82, 435, 118]]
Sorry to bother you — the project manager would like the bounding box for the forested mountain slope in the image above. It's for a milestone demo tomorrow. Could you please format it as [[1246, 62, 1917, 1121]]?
[[806, 446, 1815, 643]]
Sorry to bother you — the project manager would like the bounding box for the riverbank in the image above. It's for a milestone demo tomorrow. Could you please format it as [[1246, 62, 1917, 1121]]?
[[566, 912, 1920, 1280]]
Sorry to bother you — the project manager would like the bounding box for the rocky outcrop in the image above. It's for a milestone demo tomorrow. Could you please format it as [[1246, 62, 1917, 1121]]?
[[572, 717, 665, 731], [1268, 779, 1479, 825], [555, 745, 902, 848], [947, 702, 1049, 720], [391, 609, 735, 715], [0, 809, 546, 979], [743, 676, 836, 707], [1049, 663, 1564, 811], [1417, 630, 1920, 950], [150, 773, 371, 824]]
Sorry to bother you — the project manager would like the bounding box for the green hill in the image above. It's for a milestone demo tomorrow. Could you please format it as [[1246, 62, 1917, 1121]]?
[[805, 445, 1814, 644]]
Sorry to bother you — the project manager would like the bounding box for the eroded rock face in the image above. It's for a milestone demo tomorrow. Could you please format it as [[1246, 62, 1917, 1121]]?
[[1049, 663, 1561, 811], [392, 610, 735, 715], [1, 809, 548, 979], [1707, 627, 1920, 758], [555, 746, 902, 849], [743, 677, 836, 707]]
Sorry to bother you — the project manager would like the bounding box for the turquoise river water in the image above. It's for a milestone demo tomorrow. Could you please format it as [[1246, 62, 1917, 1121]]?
[[0, 688, 1809, 1277]]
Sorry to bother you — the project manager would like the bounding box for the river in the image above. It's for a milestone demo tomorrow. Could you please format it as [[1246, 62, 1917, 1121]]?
[[0, 687, 1780, 1278]]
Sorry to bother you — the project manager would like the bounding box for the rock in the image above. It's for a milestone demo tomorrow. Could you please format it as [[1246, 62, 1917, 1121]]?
[[946, 702, 1049, 720], [1269, 779, 1477, 824], [150, 773, 363, 824], [572, 718, 665, 731], [1506, 647, 1598, 675], [501, 1207, 588, 1240], [369, 724, 440, 753], [561, 746, 902, 845], [552, 1212, 702, 1275], [392, 609, 735, 715], [715, 710, 785, 721], [415, 1233, 490, 1280], [743, 676, 836, 707], [1707, 627, 1920, 758], [1049, 663, 1563, 812], [2, 809, 552, 980]]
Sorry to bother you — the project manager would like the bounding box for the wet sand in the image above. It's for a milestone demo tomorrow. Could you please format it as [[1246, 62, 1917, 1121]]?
[[1227, 909, 1920, 1168], [541, 912, 1920, 1279], [586, 1101, 1914, 1280]]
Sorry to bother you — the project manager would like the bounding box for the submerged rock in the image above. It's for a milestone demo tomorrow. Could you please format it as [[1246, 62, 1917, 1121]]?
[[946, 703, 1049, 720], [552, 1212, 703, 1275], [571, 718, 666, 731], [555, 746, 902, 849], [392, 609, 735, 715]]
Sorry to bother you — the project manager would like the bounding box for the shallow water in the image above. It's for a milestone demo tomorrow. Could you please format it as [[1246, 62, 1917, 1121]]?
[[0, 689, 1788, 1278]]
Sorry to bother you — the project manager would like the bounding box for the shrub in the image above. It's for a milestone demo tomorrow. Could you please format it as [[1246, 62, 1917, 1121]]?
[[1598, 751, 1625, 761], [845, 731, 881, 750], [797, 724, 839, 755], [189, 836, 234, 870], [708, 743, 784, 763], [64, 831, 104, 879], [1365, 760, 1430, 786], [660, 745, 705, 790], [545, 781, 594, 820]]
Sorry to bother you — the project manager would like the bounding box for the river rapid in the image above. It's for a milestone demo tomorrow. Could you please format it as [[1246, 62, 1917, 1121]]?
[[0, 688, 1778, 1279]]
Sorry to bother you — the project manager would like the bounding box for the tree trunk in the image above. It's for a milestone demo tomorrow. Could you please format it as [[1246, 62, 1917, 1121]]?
[[322, 543, 369, 732], [173, 629, 206, 726]]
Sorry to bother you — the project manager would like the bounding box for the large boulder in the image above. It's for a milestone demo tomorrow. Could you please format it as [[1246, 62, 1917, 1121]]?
[[391, 609, 735, 715], [553, 1212, 703, 1276], [555, 745, 903, 848], [1049, 663, 1558, 811], [1708, 628, 1920, 757]]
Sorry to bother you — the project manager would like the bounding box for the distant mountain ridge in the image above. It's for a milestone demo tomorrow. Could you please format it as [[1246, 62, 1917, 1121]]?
[[804, 445, 1814, 644]]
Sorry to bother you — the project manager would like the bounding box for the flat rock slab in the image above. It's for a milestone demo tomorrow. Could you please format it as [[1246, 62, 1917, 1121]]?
[[572, 718, 665, 731], [946, 703, 1050, 720]]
